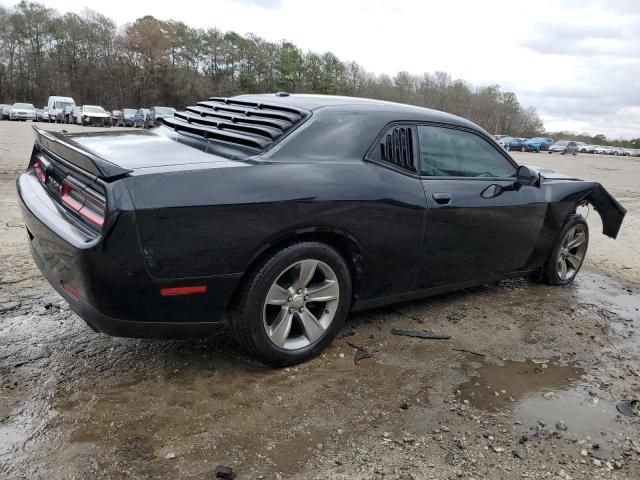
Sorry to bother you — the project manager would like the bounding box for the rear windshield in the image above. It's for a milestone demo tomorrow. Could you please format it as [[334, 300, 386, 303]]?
[[123, 109, 136, 115], [13, 103, 34, 109]]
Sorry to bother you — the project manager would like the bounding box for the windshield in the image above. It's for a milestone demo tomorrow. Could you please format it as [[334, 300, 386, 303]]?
[[554, 140, 569, 146], [54, 101, 74, 109], [528, 137, 544, 142], [123, 109, 136, 115], [84, 106, 106, 113], [155, 107, 176, 115], [13, 103, 34, 109]]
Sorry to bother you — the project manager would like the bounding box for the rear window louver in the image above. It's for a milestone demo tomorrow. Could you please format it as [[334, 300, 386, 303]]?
[[380, 126, 415, 171], [161, 97, 308, 151]]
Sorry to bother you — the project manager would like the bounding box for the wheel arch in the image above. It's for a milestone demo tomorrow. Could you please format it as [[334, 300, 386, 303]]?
[[228, 226, 364, 311]]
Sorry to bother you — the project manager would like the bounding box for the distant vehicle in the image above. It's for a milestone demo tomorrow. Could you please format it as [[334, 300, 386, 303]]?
[[0, 105, 11, 120], [499, 136, 527, 152], [0, 104, 6, 119], [72, 105, 110, 126], [493, 134, 509, 140], [631, 149, 640, 157], [117, 108, 137, 127], [525, 137, 554, 152], [41, 106, 50, 122], [47, 96, 76, 123], [0, 104, 11, 120], [10, 103, 36, 121], [578, 144, 596, 153], [109, 110, 121, 127], [612, 147, 626, 156], [548, 140, 579, 155], [602, 146, 617, 155], [593, 145, 608, 154], [148, 106, 176, 127], [133, 108, 151, 128], [621, 148, 632, 156], [61, 105, 77, 124], [34, 108, 44, 122]]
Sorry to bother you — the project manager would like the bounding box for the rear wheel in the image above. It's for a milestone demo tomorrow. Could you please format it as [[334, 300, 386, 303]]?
[[231, 242, 352, 367], [542, 215, 589, 285]]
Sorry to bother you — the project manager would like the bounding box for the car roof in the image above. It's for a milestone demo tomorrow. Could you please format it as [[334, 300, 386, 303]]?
[[232, 93, 479, 129]]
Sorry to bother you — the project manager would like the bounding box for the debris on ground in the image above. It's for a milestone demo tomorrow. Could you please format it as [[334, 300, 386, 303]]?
[[346, 341, 373, 364], [616, 399, 639, 417], [390, 328, 451, 340], [214, 465, 235, 479]]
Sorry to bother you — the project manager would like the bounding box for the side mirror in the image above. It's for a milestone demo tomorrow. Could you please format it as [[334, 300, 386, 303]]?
[[515, 165, 539, 187]]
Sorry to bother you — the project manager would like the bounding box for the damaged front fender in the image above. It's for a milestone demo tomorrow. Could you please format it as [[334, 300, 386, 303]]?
[[582, 183, 626, 239]]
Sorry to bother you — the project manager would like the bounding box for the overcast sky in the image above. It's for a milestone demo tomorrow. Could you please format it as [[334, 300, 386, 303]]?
[[14, 0, 640, 138]]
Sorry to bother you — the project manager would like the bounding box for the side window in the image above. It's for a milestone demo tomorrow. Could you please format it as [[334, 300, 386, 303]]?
[[370, 125, 416, 172], [418, 125, 516, 178]]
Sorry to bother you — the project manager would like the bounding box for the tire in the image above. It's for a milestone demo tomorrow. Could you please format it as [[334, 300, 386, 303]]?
[[230, 242, 352, 367], [542, 215, 589, 285], [521, 146, 526, 152]]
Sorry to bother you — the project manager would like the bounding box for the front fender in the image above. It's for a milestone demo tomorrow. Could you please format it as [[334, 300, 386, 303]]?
[[583, 184, 626, 238]]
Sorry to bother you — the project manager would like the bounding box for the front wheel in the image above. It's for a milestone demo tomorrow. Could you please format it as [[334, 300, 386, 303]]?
[[231, 242, 352, 367], [542, 215, 589, 285]]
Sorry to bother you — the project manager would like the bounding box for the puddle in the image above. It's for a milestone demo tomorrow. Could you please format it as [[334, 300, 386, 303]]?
[[574, 271, 640, 323], [460, 359, 626, 440]]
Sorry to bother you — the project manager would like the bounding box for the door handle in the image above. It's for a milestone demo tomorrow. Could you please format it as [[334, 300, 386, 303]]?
[[432, 192, 452, 205]]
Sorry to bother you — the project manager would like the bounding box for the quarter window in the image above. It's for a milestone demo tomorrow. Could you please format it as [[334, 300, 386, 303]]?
[[371, 126, 416, 172], [418, 126, 516, 178]]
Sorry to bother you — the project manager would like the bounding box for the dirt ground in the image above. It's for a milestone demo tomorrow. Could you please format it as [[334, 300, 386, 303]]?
[[0, 121, 638, 480]]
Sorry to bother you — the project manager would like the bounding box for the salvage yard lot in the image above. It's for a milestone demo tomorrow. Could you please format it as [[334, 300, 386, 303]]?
[[0, 122, 639, 479]]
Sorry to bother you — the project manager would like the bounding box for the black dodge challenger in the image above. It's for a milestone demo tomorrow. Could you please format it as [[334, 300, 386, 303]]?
[[17, 93, 626, 366]]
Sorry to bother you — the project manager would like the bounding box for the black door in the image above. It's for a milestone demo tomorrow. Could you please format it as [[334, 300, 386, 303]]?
[[416, 125, 547, 289]]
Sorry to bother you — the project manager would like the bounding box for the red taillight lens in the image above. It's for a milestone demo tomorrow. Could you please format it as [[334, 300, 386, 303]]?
[[61, 179, 105, 229], [33, 158, 46, 183]]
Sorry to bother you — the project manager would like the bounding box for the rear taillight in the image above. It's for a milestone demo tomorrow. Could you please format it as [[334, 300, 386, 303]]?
[[60, 178, 106, 229], [33, 158, 46, 183]]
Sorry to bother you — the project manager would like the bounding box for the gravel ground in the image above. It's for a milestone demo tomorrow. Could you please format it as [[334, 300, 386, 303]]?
[[0, 121, 638, 479]]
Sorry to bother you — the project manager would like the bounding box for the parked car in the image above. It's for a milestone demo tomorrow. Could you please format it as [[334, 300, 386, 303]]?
[[62, 105, 77, 124], [133, 108, 151, 128], [148, 106, 176, 127], [525, 137, 554, 152], [499, 136, 527, 152], [0, 104, 11, 120], [34, 108, 44, 122], [0, 104, 6, 119], [593, 145, 608, 154], [548, 140, 579, 155], [47, 96, 76, 123], [41, 106, 50, 122], [72, 105, 111, 126], [109, 110, 121, 127], [17, 94, 627, 366], [117, 108, 137, 127], [578, 144, 596, 153], [493, 134, 509, 141], [9, 103, 36, 121]]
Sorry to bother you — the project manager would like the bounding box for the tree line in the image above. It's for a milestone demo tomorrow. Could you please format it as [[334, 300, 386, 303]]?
[[0, 1, 636, 146]]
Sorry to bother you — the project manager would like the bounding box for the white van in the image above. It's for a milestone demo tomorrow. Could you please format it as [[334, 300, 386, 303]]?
[[47, 96, 75, 123]]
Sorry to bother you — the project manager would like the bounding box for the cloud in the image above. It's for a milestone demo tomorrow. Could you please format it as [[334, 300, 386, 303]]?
[[231, 0, 282, 8]]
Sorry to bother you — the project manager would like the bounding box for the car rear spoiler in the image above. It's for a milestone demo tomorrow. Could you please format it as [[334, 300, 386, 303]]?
[[32, 127, 132, 180]]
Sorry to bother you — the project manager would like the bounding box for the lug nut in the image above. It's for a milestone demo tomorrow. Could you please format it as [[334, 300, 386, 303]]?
[[288, 307, 293, 313], [297, 288, 303, 294], [304, 295, 309, 301], [288, 296, 292, 302], [298, 307, 304, 313]]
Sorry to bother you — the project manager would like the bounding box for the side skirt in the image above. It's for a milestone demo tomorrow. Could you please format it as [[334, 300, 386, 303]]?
[[350, 270, 538, 312]]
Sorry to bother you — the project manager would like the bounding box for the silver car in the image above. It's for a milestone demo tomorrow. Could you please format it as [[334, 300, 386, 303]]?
[[10, 103, 36, 121]]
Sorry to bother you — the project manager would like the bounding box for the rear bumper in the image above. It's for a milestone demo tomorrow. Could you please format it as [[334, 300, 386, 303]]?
[[17, 172, 237, 338]]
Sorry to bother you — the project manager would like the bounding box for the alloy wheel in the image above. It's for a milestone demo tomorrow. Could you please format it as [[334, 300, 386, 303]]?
[[263, 259, 339, 350], [556, 225, 587, 281]]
